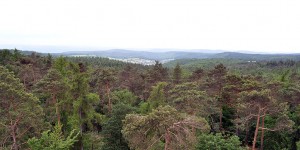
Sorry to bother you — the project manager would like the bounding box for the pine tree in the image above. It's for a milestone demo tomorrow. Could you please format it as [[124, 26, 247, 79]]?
[[102, 104, 135, 150], [148, 82, 167, 110], [119, 65, 144, 97], [169, 82, 219, 117], [190, 68, 204, 81], [122, 105, 210, 150], [69, 63, 103, 150], [28, 125, 79, 150], [207, 63, 227, 131], [0, 65, 45, 149], [196, 133, 244, 150], [94, 68, 117, 113], [147, 61, 168, 83], [237, 89, 294, 150], [34, 69, 69, 126], [172, 63, 182, 84]]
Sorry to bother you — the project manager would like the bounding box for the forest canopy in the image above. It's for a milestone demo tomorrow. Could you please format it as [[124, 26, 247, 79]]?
[[1, 49, 300, 150]]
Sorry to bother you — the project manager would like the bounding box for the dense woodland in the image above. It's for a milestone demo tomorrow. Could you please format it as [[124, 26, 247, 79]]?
[[1, 49, 300, 150]]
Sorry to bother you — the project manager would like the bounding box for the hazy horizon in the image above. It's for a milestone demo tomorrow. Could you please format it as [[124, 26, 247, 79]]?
[[0, 44, 297, 54], [1, 0, 300, 53]]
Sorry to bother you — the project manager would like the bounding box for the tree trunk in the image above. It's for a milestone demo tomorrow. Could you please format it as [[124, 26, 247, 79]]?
[[10, 117, 21, 150], [98, 84, 103, 108], [191, 112, 196, 133], [235, 128, 240, 137], [164, 129, 171, 150], [31, 67, 36, 82], [219, 108, 223, 131], [245, 122, 249, 146], [252, 107, 261, 150], [106, 82, 112, 113], [53, 95, 61, 126], [11, 125, 18, 150], [260, 111, 266, 150], [79, 108, 84, 150], [23, 77, 26, 85]]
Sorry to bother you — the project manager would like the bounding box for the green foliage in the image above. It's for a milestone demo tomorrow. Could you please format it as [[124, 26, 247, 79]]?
[[69, 63, 99, 118], [190, 67, 204, 81], [262, 129, 292, 150], [280, 69, 290, 82], [147, 61, 168, 83], [3, 49, 300, 150], [111, 89, 138, 106], [53, 56, 69, 77], [196, 133, 245, 150], [69, 62, 90, 98], [81, 132, 104, 150], [168, 82, 219, 117], [122, 105, 210, 150], [34, 68, 70, 125], [118, 65, 145, 98], [147, 82, 167, 109], [0, 49, 13, 65], [102, 103, 136, 150], [138, 102, 151, 114], [28, 125, 79, 150], [172, 63, 182, 84], [95, 68, 117, 85], [0, 65, 45, 149], [70, 93, 103, 130], [68, 62, 103, 149], [66, 56, 145, 69], [237, 89, 294, 149], [164, 58, 242, 71]]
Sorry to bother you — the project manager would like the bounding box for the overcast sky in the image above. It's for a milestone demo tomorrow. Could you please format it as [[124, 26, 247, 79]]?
[[0, 0, 300, 53]]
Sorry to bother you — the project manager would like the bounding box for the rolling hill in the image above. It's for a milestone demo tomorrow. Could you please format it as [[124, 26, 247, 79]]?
[[56, 50, 300, 61]]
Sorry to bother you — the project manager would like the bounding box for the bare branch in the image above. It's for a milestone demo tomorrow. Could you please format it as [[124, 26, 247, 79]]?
[[146, 134, 164, 150]]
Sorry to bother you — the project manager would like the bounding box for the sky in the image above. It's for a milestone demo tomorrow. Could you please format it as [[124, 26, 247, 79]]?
[[0, 0, 300, 53]]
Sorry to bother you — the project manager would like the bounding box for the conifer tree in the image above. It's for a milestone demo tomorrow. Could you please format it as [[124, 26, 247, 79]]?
[[102, 104, 135, 150], [69, 63, 103, 150], [148, 82, 167, 109], [169, 82, 219, 117], [119, 65, 144, 96], [147, 61, 168, 83], [237, 89, 294, 150], [190, 68, 204, 81], [0, 65, 44, 149], [94, 68, 117, 113], [207, 63, 227, 130], [122, 105, 210, 150], [35, 69, 69, 126], [172, 63, 182, 84], [28, 125, 79, 150]]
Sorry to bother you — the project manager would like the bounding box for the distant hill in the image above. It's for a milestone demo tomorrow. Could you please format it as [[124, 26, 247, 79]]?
[[2, 49, 300, 62], [57, 49, 215, 60], [212, 52, 300, 61], [56, 50, 300, 61]]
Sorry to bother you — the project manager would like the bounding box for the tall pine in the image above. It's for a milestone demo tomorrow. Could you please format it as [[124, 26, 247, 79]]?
[[0, 65, 45, 149]]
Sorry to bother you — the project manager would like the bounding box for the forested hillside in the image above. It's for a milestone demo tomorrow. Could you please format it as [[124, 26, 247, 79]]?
[[1, 49, 300, 150], [51, 49, 300, 61]]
